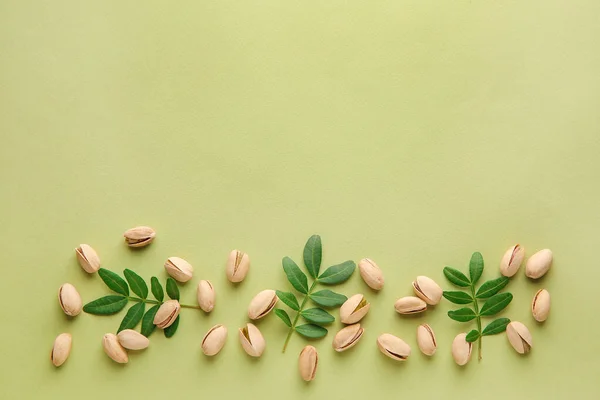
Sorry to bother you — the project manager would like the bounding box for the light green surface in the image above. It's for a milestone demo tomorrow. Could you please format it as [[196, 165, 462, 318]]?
[[1, 1, 600, 399]]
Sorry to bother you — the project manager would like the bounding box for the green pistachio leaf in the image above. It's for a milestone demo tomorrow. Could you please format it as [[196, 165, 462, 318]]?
[[482, 318, 511, 336], [465, 329, 480, 343], [83, 295, 128, 315], [303, 235, 322, 278], [480, 293, 513, 316], [475, 276, 510, 299], [274, 309, 292, 327], [301, 308, 335, 325], [124, 269, 148, 299], [166, 277, 180, 300], [295, 324, 328, 338], [282, 257, 309, 294], [318, 261, 356, 284], [443, 291, 474, 304], [469, 252, 484, 285], [141, 304, 160, 337], [98, 268, 129, 296], [309, 290, 347, 307], [448, 307, 477, 322], [443, 267, 471, 287], [164, 316, 180, 338], [275, 290, 300, 311], [118, 302, 145, 332], [150, 277, 164, 302]]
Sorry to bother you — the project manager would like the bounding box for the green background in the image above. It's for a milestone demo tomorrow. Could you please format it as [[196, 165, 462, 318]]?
[[1, 1, 599, 398]]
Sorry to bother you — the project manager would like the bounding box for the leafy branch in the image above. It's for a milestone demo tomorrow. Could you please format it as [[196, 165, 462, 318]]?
[[443, 252, 513, 360]]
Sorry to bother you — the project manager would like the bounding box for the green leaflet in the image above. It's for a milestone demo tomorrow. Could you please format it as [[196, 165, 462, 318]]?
[[476, 276, 509, 299], [303, 235, 322, 278], [166, 277, 180, 300], [443, 267, 470, 287], [295, 324, 327, 338], [164, 316, 180, 338], [318, 260, 356, 284], [480, 293, 513, 316], [276, 290, 300, 311], [98, 268, 129, 296], [448, 307, 477, 322], [124, 269, 148, 299], [301, 308, 334, 325], [150, 277, 164, 302], [118, 302, 145, 332], [482, 318, 511, 336], [141, 304, 160, 337], [466, 329, 480, 343], [442, 291, 473, 304], [469, 252, 484, 285], [310, 290, 347, 307], [274, 309, 292, 327], [282, 257, 309, 294], [83, 295, 128, 315]]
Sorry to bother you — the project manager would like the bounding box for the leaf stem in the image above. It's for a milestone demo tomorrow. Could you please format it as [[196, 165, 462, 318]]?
[[470, 285, 483, 360], [282, 280, 318, 353], [127, 296, 199, 310]]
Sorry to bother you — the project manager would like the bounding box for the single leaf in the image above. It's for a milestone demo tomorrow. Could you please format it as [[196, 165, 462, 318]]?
[[448, 307, 477, 322], [282, 257, 309, 294], [118, 302, 145, 332], [476, 276, 510, 299], [303, 235, 322, 278], [480, 293, 513, 316], [318, 261, 356, 284], [443, 291, 473, 304], [482, 318, 511, 336], [83, 295, 128, 315], [465, 329, 480, 343], [301, 308, 335, 325], [150, 277, 164, 302], [443, 267, 470, 288], [98, 268, 129, 296], [295, 324, 328, 338], [276, 290, 300, 311], [166, 278, 180, 300], [164, 316, 180, 338], [141, 304, 160, 337], [124, 269, 148, 299], [309, 290, 347, 307], [274, 309, 292, 327], [469, 252, 484, 284]]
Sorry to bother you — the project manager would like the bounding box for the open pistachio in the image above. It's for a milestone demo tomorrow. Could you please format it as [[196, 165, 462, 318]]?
[[202, 324, 228, 356], [75, 244, 100, 273], [340, 294, 370, 324], [226, 250, 250, 283], [412, 276, 443, 305], [117, 329, 149, 350], [525, 249, 553, 279], [416, 324, 437, 356], [332, 323, 364, 352], [164, 257, 193, 283], [153, 300, 181, 329], [451, 333, 472, 366], [394, 296, 427, 314], [500, 244, 525, 277], [298, 345, 318, 381], [58, 283, 82, 317], [358, 258, 384, 290], [506, 321, 533, 354], [197, 280, 216, 313], [103, 333, 128, 364], [248, 289, 278, 320], [239, 323, 265, 357], [532, 289, 551, 322], [123, 226, 156, 247], [377, 333, 411, 361], [51, 333, 72, 367]]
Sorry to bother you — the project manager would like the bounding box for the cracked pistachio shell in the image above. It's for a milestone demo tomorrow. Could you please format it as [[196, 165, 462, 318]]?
[[525, 249, 553, 279], [500, 244, 525, 277], [412, 276, 443, 305], [51, 333, 72, 367], [332, 323, 364, 352], [298, 345, 318, 381], [394, 296, 427, 314], [339, 294, 370, 324], [532, 289, 551, 322], [75, 244, 100, 273], [153, 300, 181, 329], [102, 333, 128, 364], [226, 250, 250, 283], [202, 324, 228, 356], [123, 226, 156, 248], [239, 323, 265, 357], [377, 333, 411, 361], [164, 257, 193, 283], [248, 289, 278, 320], [58, 283, 82, 317], [117, 329, 149, 350], [416, 324, 437, 356], [197, 280, 216, 313], [506, 321, 533, 354], [451, 333, 472, 366], [358, 258, 384, 290]]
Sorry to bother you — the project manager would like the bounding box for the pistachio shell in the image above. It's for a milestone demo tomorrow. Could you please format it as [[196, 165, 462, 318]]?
[[164, 257, 193, 283], [51, 333, 72, 367], [358, 258, 384, 290], [153, 300, 181, 329], [394, 296, 427, 314], [532, 289, 551, 322], [298, 345, 318, 381], [377, 333, 411, 361], [500, 244, 525, 277], [239, 323, 265, 357], [197, 280, 216, 313], [339, 294, 370, 324], [525, 249, 553, 279], [412, 276, 443, 305], [416, 324, 437, 356], [75, 244, 100, 273], [451, 333, 472, 366], [102, 333, 128, 364], [248, 289, 278, 320], [332, 323, 364, 352], [226, 250, 250, 283], [506, 321, 533, 354], [58, 283, 82, 317], [123, 226, 156, 247], [202, 324, 228, 356], [117, 329, 149, 350]]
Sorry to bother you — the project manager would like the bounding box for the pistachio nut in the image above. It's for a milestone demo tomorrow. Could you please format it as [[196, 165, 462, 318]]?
[[247, 289, 278, 320], [51, 333, 72, 367], [358, 258, 384, 290], [197, 280, 216, 313], [75, 244, 100, 273], [164, 257, 193, 283], [58, 283, 82, 317], [394, 296, 427, 314], [500, 244, 525, 277], [117, 329, 149, 350], [102, 333, 128, 364], [416, 324, 437, 356], [201, 324, 228, 356], [451, 333, 472, 366], [506, 321, 533, 354], [525, 249, 553, 279], [123, 226, 156, 248], [339, 294, 370, 324], [153, 300, 181, 329], [238, 323, 265, 357], [226, 250, 250, 283], [332, 323, 364, 352], [532, 289, 551, 322], [377, 333, 411, 361], [298, 345, 318, 381], [412, 276, 443, 305]]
